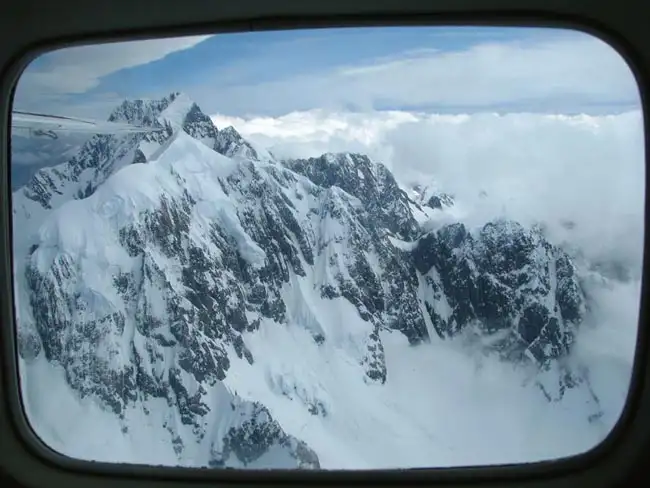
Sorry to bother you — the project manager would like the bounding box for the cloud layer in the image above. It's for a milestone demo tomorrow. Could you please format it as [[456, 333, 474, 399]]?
[[212, 109, 645, 276]]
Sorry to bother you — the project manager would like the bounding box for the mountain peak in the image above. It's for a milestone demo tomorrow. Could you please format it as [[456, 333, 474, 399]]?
[[14, 91, 222, 229], [107, 97, 171, 127], [284, 152, 420, 239], [102, 94, 269, 161], [106, 92, 201, 128], [158, 93, 201, 128], [322, 152, 374, 168], [214, 125, 269, 161], [220, 125, 240, 136]]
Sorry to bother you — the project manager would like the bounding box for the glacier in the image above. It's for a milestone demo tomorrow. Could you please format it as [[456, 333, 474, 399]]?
[[12, 92, 638, 469]]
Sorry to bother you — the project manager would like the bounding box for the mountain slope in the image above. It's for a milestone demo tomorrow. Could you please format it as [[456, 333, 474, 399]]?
[[13, 94, 619, 469], [12, 92, 256, 242]]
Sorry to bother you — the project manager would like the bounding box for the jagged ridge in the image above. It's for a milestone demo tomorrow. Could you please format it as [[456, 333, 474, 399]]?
[[14, 93, 599, 468]]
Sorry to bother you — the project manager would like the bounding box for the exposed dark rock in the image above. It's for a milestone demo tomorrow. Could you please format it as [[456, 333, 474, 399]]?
[[16, 93, 596, 468], [413, 219, 584, 365], [284, 153, 420, 240], [214, 402, 320, 468], [214, 126, 260, 160]]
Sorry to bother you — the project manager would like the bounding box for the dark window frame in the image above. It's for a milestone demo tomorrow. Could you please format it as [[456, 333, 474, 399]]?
[[0, 1, 648, 488]]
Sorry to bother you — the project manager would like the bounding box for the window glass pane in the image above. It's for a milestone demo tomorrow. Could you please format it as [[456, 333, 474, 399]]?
[[11, 26, 643, 469]]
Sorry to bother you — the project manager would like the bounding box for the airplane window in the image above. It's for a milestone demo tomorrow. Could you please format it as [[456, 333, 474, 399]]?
[[9, 26, 644, 470]]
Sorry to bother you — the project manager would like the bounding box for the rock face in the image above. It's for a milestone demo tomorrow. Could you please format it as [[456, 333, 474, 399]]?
[[412, 220, 584, 365], [284, 153, 420, 239], [13, 93, 597, 468], [215, 126, 264, 161]]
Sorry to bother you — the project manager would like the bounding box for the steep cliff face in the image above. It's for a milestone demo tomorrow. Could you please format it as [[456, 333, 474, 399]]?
[[13, 93, 606, 469], [413, 220, 583, 363]]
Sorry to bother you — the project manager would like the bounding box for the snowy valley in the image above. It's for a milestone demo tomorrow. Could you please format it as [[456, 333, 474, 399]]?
[[12, 92, 639, 469]]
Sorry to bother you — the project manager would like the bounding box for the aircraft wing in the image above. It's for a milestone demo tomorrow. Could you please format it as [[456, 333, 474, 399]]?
[[12, 110, 163, 137]]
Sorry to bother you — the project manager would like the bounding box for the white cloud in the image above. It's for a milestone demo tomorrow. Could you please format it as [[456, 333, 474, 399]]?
[[15, 35, 210, 102], [201, 34, 640, 116], [212, 110, 418, 154], [212, 109, 645, 276]]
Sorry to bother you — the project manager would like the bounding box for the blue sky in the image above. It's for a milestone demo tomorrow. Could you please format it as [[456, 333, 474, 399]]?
[[13, 26, 641, 119], [11, 25, 646, 271]]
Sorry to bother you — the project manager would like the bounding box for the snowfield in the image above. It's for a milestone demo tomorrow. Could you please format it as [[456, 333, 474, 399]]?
[[19, 319, 632, 468]]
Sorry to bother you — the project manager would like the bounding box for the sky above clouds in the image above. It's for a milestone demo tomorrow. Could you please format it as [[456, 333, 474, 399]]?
[[13, 26, 641, 118], [12, 26, 646, 277]]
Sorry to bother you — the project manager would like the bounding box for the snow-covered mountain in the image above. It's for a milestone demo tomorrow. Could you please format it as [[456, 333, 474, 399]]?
[[13, 93, 628, 469]]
